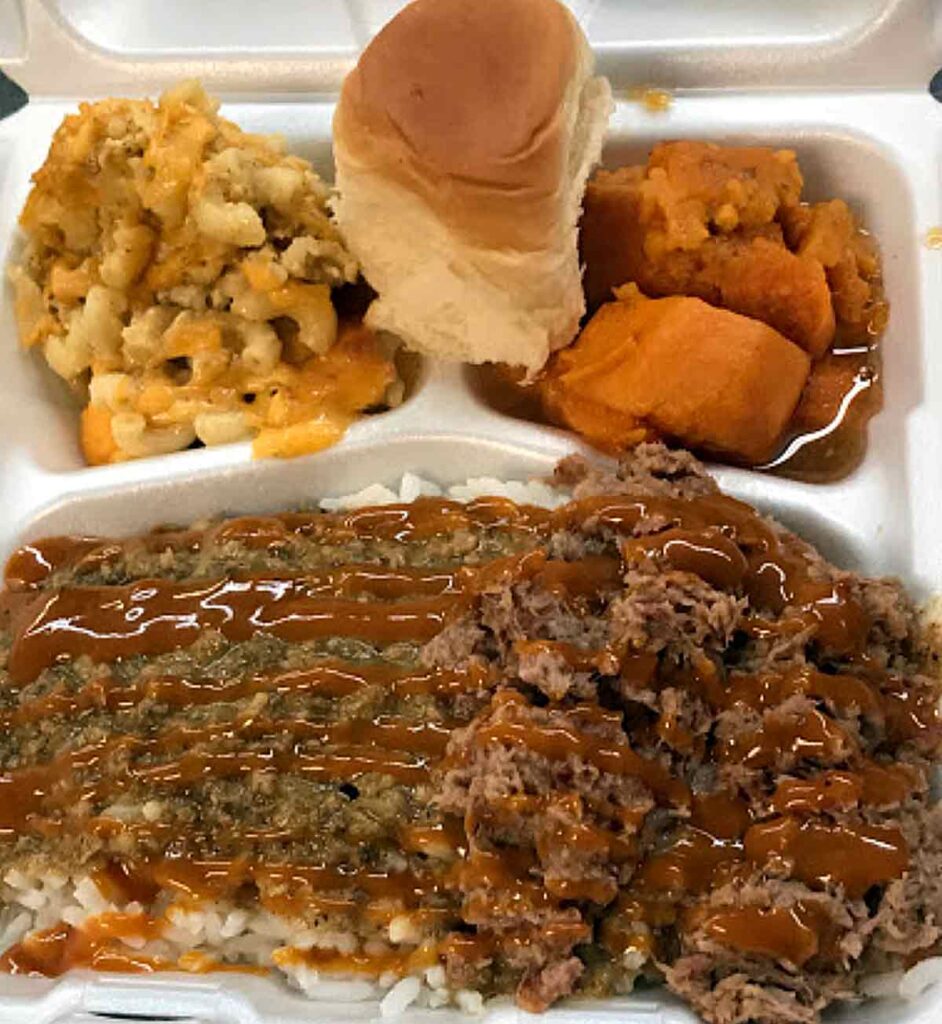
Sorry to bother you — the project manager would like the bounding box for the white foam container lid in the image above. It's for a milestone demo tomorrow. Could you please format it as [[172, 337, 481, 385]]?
[[1, 0, 942, 1021]]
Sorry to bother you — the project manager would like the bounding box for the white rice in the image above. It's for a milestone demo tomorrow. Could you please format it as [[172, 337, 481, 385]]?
[[0, 865, 465, 1011], [318, 472, 571, 511], [381, 975, 422, 1018]]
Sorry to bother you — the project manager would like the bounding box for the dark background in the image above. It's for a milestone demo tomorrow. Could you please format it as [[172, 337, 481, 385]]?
[[0, 71, 27, 120]]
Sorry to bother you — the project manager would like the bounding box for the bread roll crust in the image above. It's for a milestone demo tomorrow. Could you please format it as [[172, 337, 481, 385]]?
[[333, 0, 611, 370], [335, 0, 580, 251]]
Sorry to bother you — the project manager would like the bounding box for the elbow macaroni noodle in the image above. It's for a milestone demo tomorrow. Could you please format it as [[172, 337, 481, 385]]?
[[8, 81, 397, 464]]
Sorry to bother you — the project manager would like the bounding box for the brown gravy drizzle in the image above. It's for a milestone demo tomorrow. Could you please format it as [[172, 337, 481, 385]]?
[[476, 690, 689, 806], [5, 577, 460, 685], [4, 537, 107, 590], [623, 527, 748, 590], [685, 901, 841, 968], [1, 921, 174, 977], [615, 789, 911, 961], [719, 706, 851, 769], [3, 497, 553, 591], [0, 487, 930, 981], [0, 713, 453, 836], [608, 650, 925, 961], [661, 660, 937, 751], [3, 549, 622, 687], [0, 856, 445, 977], [3, 492, 881, 686], [743, 816, 909, 899], [0, 661, 492, 731], [563, 492, 872, 657], [5, 491, 876, 692], [769, 764, 919, 815]]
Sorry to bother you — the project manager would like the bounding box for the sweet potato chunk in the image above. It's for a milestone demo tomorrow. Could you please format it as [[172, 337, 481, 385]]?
[[582, 185, 834, 357], [781, 199, 882, 334], [579, 142, 865, 357], [639, 141, 804, 252], [543, 289, 810, 464], [699, 236, 835, 358], [581, 169, 648, 309]]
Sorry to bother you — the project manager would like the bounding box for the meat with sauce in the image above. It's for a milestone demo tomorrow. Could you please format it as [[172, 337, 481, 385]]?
[[0, 443, 938, 1023]]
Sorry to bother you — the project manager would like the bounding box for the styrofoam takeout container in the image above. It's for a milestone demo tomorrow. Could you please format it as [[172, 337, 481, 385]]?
[[0, 0, 941, 1021]]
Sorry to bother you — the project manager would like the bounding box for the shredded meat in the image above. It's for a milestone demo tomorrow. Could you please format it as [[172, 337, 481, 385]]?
[[430, 444, 941, 1018], [0, 443, 938, 1023]]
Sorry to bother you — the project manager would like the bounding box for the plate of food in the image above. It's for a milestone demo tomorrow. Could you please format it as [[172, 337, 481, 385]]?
[[0, 1, 940, 1022]]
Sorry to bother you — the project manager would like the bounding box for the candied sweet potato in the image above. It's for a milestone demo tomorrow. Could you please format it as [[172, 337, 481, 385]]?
[[699, 236, 835, 358], [583, 171, 835, 356], [543, 289, 810, 464], [581, 168, 650, 308], [579, 142, 874, 357], [640, 141, 804, 253], [541, 383, 653, 453], [781, 199, 882, 335]]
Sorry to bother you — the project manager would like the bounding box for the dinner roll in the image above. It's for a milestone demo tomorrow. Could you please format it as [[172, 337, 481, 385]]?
[[333, 0, 612, 372]]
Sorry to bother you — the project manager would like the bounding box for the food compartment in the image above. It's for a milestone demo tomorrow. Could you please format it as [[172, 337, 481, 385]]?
[[0, 3, 939, 1008], [2, 433, 942, 1024], [0, 99, 426, 477], [470, 110, 925, 588], [472, 121, 917, 476], [5, 430, 573, 546]]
